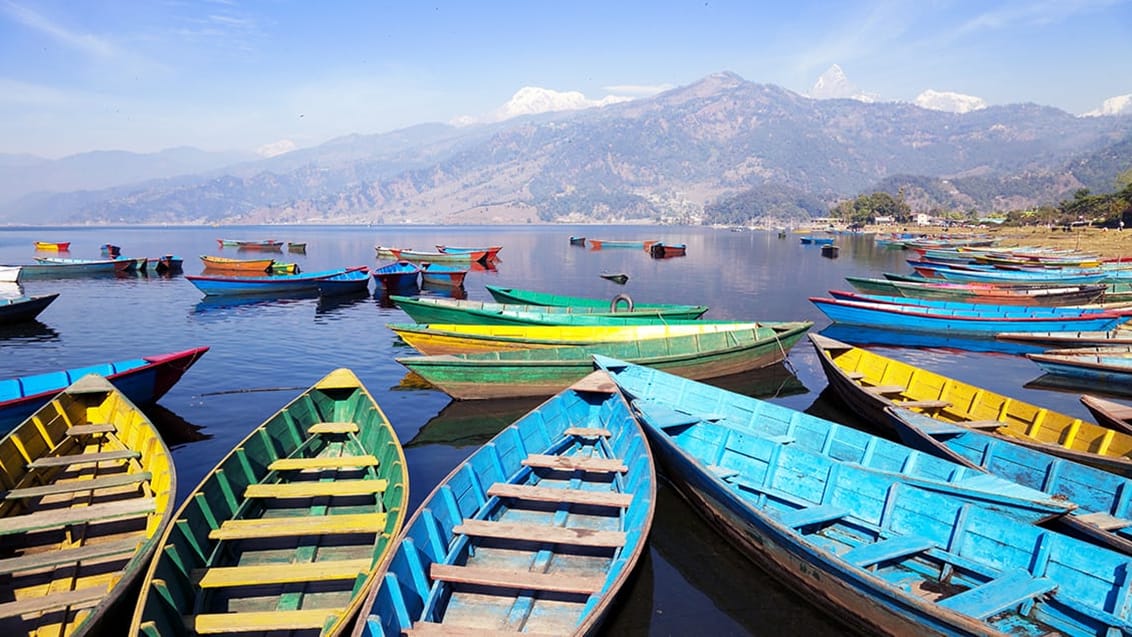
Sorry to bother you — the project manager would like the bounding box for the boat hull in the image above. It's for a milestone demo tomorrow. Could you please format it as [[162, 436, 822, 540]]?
[[185, 267, 357, 296], [393, 296, 709, 325], [811, 297, 1123, 334], [0, 293, 58, 325]]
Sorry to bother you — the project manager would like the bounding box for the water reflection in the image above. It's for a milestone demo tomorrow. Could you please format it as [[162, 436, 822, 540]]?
[[315, 292, 372, 315], [146, 403, 211, 447], [1025, 373, 1132, 399], [420, 281, 467, 299], [191, 293, 316, 315], [404, 396, 545, 448], [819, 324, 1045, 356], [0, 320, 60, 343]]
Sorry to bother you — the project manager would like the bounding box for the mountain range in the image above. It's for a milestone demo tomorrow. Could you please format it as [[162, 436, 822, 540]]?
[[2, 71, 1131, 226]]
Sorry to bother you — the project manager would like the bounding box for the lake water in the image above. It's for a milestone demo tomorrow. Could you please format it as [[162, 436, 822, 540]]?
[[0, 224, 1101, 635]]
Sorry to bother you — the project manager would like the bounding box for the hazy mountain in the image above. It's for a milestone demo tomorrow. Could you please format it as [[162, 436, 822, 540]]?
[[914, 90, 987, 114], [5, 71, 1132, 225]]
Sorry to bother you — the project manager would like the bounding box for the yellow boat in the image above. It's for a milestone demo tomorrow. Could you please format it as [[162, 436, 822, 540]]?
[[0, 374, 175, 635], [387, 321, 770, 355], [809, 333, 1132, 476]]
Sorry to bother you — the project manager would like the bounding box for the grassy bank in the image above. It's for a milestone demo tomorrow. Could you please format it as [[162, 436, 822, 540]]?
[[872, 225, 1132, 259]]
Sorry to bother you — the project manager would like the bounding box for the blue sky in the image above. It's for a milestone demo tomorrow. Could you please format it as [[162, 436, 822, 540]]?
[[1, 0, 1129, 158]]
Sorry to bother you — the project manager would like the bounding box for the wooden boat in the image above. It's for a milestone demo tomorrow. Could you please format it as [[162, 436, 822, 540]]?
[[593, 356, 1132, 635], [921, 266, 1110, 285], [1081, 394, 1132, 434], [809, 333, 1132, 476], [216, 238, 284, 251], [353, 371, 655, 636], [485, 285, 701, 312], [435, 244, 501, 259], [600, 272, 629, 284], [844, 276, 1108, 306], [820, 244, 839, 258], [376, 246, 486, 264], [810, 296, 1125, 334], [389, 321, 777, 355], [392, 296, 709, 325], [151, 255, 183, 274], [0, 293, 59, 325], [569, 235, 586, 246], [99, 244, 121, 257], [825, 289, 1126, 317], [17, 258, 131, 278], [269, 261, 300, 275], [130, 368, 409, 636], [417, 262, 468, 287], [199, 255, 274, 273], [287, 241, 307, 252], [33, 241, 70, 251], [395, 321, 812, 400], [316, 266, 371, 297], [0, 374, 175, 635], [36, 256, 142, 272], [185, 266, 364, 296], [0, 346, 209, 434], [649, 242, 687, 258], [799, 236, 834, 245], [588, 239, 658, 250], [0, 265, 20, 283], [372, 260, 420, 290], [1027, 346, 1132, 387], [996, 329, 1132, 346]]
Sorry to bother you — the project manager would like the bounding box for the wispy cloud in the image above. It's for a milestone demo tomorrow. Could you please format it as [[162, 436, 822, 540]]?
[[0, 0, 116, 57], [956, 0, 1124, 35]]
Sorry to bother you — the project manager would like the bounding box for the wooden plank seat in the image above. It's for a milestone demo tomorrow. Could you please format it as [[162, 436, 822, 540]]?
[[1074, 511, 1132, 531], [894, 400, 952, 409], [486, 483, 633, 508], [776, 504, 848, 529], [208, 511, 386, 541], [841, 535, 938, 567], [307, 422, 358, 435], [864, 385, 907, 395], [267, 455, 378, 472], [963, 420, 1005, 430], [28, 449, 140, 469], [453, 519, 626, 548], [244, 479, 388, 499], [521, 454, 627, 474], [563, 427, 611, 438], [66, 423, 116, 436], [0, 586, 106, 619], [429, 563, 605, 595], [406, 621, 559, 636], [185, 609, 339, 634], [937, 569, 1057, 619], [0, 537, 140, 575], [0, 497, 156, 536], [3, 471, 150, 500], [193, 557, 371, 588], [845, 371, 866, 380]]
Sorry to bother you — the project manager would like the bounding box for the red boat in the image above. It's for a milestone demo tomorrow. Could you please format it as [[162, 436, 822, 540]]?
[[649, 242, 687, 258], [436, 244, 502, 260], [33, 241, 70, 251]]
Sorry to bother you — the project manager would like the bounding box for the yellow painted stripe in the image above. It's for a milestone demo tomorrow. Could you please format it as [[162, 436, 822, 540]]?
[[307, 422, 358, 435], [244, 479, 387, 498], [186, 609, 339, 633], [194, 558, 371, 588], [208, 512, 386, 540], [268, 455, 378, 471]]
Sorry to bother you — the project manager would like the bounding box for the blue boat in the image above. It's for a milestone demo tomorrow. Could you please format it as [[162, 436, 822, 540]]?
[[355, 371, 656, 636], [1027, 346, 1132, 388], [417, 262, 467, 287], [826, 289, 1124, 317], [185, 267, 362, 296], [810, 296, 1125, 334], [12, 257, 131, 278], [0, 292, 58, 325], [594, 355, 1132, 636], [927, 267, 1109, 285], [885, 406, 1132, 556], [800, 236, 835, 245], [316, 266, 371, 297], [372, 260, 420, 290], [0, 346, 209, 433]]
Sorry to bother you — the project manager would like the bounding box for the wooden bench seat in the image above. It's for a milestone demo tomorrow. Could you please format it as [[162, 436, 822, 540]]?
[[244, 479, 387, 499], [66, 423, 116, 436], [307, 422, 358, 435], [453, 519, 625, 548], [894, 400, 952, 409], [0, 586, 106, 619], [0, 537, 140, 575], [563, 427, 611, 438], [193, 557, 371, 588], [429, 563, 604, 594], [1074, 511, 1132, 531], [186, 609, 339, 634], [864, 385, 906, 395], [842, 535, 937, 567], [208, 512, 386, 541], [776, 504, 847, 530], [963, 420, 1005, 430], [28, 449, 140, 469], [937, 569, 1057, 619], [268, 455, 378, 472], [0, 497, 155, 536], [522, 454, 626, 474], [487, 483, 632, 508], [3, 472, 150, 500], [406, 621, 559, 636]]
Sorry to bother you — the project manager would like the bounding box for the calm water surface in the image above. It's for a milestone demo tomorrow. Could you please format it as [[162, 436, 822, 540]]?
[[0, 225, 1099, 635]]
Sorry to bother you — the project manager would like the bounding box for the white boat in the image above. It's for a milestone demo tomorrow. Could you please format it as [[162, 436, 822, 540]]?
[[0, 265, 21, 283]]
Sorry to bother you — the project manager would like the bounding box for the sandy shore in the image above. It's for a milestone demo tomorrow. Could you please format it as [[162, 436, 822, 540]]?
[[871, 225, 1132, 259]]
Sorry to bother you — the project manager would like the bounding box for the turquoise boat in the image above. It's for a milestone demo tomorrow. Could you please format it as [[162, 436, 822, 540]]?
[[485, 284, 702, 312], [392, 296, 709, 325], [185, 266, 365, 296], [354, 371, 655, 636], [826, 289, 1123, 317], [594, 356, 1132, 636]]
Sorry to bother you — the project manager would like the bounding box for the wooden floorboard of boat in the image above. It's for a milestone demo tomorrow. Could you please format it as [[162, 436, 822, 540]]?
[[429, 563, 604, 594], [307, 422, 359, 435], [193, 558, 371, 588], [3, 471, 150, 500], [486, 483, 632, 508], [243, 479, 387, 498], [66, 423, 116, 436], [0, 537, 141, 575], [562, 427, 611, 438], [1074, 511, 1132, 531], [0, 497, 155, 535], [208, 511, 386, 540], [521, 454, 627, 474], [185, 609, 340, 633], [28, 449, 141, 469], [0, 586, 106, 618], [267, 455, 379, 471], [453, 519, 625, 547], [405, 622, 560, 636], [936, 569, 1056, 619]]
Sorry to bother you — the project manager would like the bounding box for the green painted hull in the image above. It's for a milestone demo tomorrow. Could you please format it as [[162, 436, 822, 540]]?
[[391, 295, 709, 325], [396, 322, 812, 399], [485, 284, 703, 311]]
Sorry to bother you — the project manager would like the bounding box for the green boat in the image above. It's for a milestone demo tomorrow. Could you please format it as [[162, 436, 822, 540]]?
[[391, 295, 710, 325], [395, 321, 812, 400], [130, 368, 409, 636], [844, 276, 1108, 306], [485, 284, 702, 311]]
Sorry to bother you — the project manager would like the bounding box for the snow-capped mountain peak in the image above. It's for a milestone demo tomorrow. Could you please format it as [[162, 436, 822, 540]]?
[[1083, 94, 1132, 117], [914, 90, 987, 114], [809, 64, 878, 103]]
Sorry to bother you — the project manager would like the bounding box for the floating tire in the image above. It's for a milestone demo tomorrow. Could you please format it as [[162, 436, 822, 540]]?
[[610, 293, 634, 312]]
